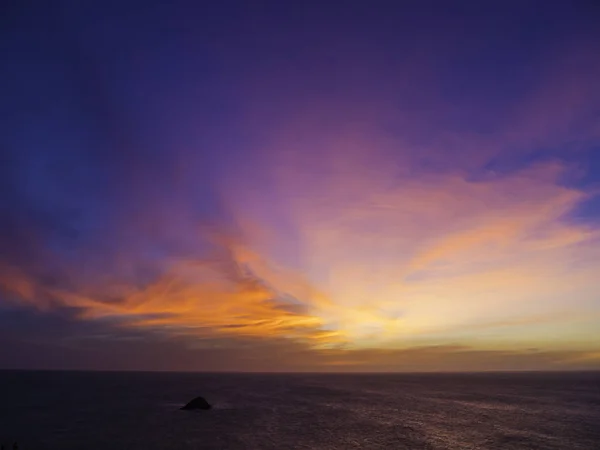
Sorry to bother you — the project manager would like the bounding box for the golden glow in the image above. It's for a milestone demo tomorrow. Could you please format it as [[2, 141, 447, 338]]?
[[222, 157, 599, 352]]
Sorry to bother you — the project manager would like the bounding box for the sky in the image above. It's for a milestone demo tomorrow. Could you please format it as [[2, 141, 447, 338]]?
[[1, 0, 600, 372]]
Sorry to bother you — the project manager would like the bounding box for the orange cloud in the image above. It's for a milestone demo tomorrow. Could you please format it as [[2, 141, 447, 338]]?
[[0, 230, 343, 348]]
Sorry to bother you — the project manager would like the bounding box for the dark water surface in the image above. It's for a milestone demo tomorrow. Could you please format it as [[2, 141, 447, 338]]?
[[0, 371, 598, 449]]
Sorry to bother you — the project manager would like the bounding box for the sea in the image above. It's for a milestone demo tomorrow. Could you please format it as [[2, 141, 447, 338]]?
[[0, 371, 599, 449]]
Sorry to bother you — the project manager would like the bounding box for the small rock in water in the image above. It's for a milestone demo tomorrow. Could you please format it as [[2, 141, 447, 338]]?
[[181, 396, 212, 410]]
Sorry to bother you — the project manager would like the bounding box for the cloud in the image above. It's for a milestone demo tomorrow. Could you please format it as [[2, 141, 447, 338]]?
[[2, 318, 599, 371], [4, 157, 598, 367], [0, 229, 338, 347]]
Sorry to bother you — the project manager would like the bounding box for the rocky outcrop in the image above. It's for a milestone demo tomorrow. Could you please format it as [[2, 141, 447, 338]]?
[[180, 396, 211, 410]]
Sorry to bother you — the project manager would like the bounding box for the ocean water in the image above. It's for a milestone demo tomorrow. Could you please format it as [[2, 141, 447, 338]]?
[[0, 371, 599, 449]]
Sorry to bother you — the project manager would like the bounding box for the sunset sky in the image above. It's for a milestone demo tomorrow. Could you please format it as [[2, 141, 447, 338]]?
[[1, 1, 599, 372]]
